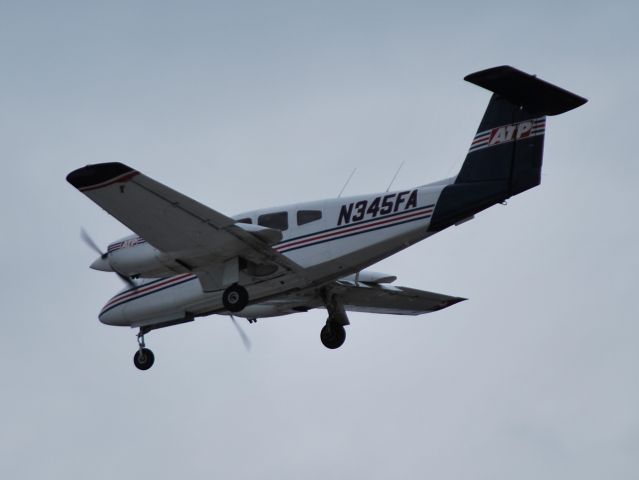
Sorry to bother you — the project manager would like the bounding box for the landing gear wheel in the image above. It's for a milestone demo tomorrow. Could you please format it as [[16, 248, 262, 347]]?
[[133, 348, 155, 370], [223, 284, 249, 312], [320, 323, 346, 349]]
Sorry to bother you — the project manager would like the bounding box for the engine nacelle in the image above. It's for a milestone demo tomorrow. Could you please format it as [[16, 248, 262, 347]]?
[[93, 235, 179, 278]]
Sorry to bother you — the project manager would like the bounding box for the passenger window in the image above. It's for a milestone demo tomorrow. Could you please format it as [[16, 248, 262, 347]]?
[[258, 212, 288, 231], [297, 210, 322, 226], [236, 218, 252, 224]]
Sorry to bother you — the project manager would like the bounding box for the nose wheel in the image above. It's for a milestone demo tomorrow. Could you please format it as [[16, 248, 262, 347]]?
[[133, 332, 155, 370]]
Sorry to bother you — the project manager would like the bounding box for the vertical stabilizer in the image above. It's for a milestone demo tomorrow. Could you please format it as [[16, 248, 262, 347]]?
[[429, 66, 587, 232]]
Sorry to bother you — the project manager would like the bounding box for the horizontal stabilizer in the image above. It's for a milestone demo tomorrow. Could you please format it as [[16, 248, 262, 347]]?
[[464, 65, 587, 116]]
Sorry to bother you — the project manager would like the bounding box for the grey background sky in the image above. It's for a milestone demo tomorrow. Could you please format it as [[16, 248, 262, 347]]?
[[1, 1, 638, 478]]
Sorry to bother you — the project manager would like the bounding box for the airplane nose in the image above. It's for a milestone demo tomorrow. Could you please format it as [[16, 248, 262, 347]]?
[[90, 255, 112, 272], [99, 304, 129, 326]]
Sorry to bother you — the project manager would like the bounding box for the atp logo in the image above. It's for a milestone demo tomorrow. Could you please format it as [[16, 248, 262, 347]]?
[[489, 121, 534, 145]]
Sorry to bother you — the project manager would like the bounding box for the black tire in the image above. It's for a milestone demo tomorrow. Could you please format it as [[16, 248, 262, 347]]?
[[320, 323, 346, 349], [223, 284, 249, 312], [133, 348, 155, 370]]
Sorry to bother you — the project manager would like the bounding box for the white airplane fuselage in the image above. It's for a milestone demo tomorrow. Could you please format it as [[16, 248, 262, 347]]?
[[99, 180, 451, 328]]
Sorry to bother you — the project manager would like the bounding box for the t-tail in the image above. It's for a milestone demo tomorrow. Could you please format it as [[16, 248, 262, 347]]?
[[429, 65, 587, 232]]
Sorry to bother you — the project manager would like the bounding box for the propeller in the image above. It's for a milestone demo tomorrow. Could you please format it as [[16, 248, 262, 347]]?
[[81, 227, 107, 259], [80, 228, 136, 288], [230, 315, 252, 351]]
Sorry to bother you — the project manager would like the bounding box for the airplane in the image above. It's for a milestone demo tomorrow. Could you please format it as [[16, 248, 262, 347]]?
[[67, 66, 586, 370]]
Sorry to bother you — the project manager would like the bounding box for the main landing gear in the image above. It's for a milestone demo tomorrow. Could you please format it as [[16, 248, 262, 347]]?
[[320, 322, 346, 349], [133, 331, 154, 371], [320, 290, 349, 350], [222, 284, 249, 312]]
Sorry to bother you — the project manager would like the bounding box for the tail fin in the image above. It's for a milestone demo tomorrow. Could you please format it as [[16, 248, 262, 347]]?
[[429, 66, 586, 232], [457, 66, 586, 194]]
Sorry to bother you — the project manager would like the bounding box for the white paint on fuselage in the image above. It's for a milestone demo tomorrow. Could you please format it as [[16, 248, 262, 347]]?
[[98, 182, 450, 327]]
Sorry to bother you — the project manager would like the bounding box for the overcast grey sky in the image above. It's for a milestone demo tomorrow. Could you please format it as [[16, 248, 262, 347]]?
[[1, 1, 638, 478]]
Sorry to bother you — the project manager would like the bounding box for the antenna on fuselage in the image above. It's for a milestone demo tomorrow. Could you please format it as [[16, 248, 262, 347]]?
[[338, 168, 357, 198], [385, 161, 405, 192]]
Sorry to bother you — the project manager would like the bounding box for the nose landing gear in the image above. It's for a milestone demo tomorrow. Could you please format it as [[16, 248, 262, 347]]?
[[133, 331, 155, 370]]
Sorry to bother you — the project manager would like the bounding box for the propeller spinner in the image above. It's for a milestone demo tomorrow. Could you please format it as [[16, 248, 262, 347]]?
[[80, 228, 135, 287]]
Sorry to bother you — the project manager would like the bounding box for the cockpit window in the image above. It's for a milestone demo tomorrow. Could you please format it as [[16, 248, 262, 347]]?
[[236, 217, 252, 224], [297, 210, 322, 226], [258, 211, 288, 231]]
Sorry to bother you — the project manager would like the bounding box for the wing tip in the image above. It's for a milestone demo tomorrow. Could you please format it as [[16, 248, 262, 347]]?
[[435, 296, 467, 311], [67, 162, 138, 192]]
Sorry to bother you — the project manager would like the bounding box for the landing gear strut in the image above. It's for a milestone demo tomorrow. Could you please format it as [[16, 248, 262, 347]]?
[[223, 284, 249, 312], [133, 331, 155, 370]]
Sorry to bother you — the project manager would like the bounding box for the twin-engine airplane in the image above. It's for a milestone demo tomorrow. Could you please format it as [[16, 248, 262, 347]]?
[[67, 66, 586, 370]]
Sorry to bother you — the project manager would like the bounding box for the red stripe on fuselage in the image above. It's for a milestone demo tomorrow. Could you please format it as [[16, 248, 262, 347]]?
[[102, 273, 194, 311], [275, 208, 432, 252]]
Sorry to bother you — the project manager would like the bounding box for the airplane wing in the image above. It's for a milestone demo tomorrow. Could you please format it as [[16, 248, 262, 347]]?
[[66, 162, 307, 291], [330, 280, 465, 315]]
